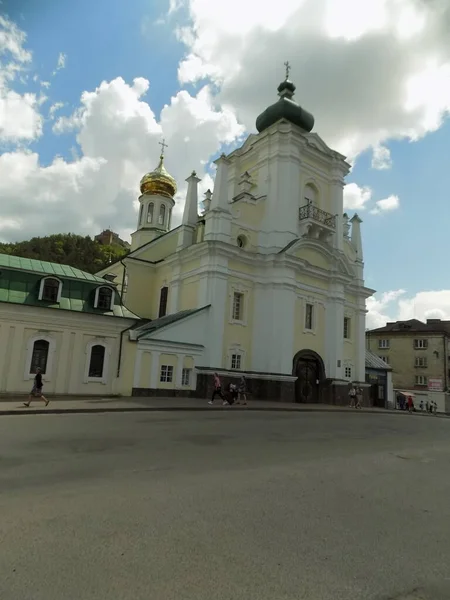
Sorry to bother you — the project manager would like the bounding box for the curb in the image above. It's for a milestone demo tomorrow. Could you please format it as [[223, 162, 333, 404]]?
[[0, 405, 447, 418]]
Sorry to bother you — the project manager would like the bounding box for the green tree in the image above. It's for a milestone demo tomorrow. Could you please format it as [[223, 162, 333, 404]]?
[[0, 233, 128, 273]]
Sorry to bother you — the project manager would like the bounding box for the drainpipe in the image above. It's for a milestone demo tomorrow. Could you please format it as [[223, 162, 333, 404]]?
[[117, 323, 135, 378], [120, 259, 127, 301]]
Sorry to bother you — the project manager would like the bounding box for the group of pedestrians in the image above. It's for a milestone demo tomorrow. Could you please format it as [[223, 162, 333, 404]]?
[[396, 393, 438, 415], [208, 373, 248, 406], [348, 384, 363, 409]]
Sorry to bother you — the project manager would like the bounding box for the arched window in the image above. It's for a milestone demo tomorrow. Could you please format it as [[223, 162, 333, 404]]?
[[158, 286, 168, 318], [95, 286, 114, 310], [147, 202, 154, 224], [88, 345, 106, 378], [168, 208, 172, 229], [139, 205, 143, 225], [30, 339, 49, 374], [159, 204, 166, 225], [39, 277, 61, 302]]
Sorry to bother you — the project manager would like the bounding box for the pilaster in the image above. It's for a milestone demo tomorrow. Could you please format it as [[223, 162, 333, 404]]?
[[176, 354, 186, 388], [149, 351, 161, 388]]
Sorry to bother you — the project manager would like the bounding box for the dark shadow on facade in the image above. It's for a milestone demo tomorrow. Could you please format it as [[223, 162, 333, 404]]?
[[292, 349, 326, 403]]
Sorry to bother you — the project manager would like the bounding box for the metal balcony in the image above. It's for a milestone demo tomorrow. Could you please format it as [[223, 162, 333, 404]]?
[[298, 203, 336, 242]]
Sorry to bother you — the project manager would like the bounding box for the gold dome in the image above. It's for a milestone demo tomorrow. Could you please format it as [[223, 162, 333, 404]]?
[[140, 155, 177, 198]]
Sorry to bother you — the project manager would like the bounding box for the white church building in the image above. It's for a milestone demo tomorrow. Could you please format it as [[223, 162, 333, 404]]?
[[96, 70, 375, 404]]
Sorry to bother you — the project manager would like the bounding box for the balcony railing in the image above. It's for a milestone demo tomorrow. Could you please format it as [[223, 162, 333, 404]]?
[[299, 204, 336, 229]]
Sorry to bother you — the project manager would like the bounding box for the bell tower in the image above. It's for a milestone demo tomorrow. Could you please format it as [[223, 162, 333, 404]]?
[[131, 139, 177, 251]]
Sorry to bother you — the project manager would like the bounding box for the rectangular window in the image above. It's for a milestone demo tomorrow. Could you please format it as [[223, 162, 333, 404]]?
[[305, 303, 314, 330], [181, 368, 191, 386], [232, 292, 244, 321], [378, 339, 390, 349], [415, 375, 427, 386], [160, 365, 173, 383], [344, 366, 352, 379], [231, 354, 241, 370], [343, 317, 351, 339], [415, 356, 427, 367], [414, 339, 428, 349], [378, 355, 390, 364]]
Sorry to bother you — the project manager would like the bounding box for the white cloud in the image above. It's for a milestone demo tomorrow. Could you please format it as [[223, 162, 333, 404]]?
[[367, 289, 450, 330], [1, 76, 243, 242], [52, 51, 67, 75], [48, 101, 64, 119], [0, 16, 42, 141], [370, 194, 400, 215], [371, 144, 392, 170], [343, 183, 372, 210], [175, 0, 450, 161]]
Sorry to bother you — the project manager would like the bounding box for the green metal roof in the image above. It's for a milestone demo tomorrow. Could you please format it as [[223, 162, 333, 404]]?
[[0, 253, 107, 283], [0, 253, 139, 320]]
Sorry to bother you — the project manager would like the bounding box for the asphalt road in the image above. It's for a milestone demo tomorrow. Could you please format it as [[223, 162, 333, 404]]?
[[1, 410, 450, 600]]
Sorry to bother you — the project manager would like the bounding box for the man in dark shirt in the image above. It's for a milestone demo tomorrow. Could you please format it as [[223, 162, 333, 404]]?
[[24, 368, 49, 407]]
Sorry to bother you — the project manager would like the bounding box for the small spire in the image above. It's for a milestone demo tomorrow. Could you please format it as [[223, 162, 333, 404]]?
[[284, 60, 291, 80]]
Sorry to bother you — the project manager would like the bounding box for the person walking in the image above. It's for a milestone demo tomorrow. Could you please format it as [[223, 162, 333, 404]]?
[[348, 385, 357, 408], [24, 368, 49, 407], [208, 372, 228, 405], [407, 395, 414, 413], [237, 375, 248, 405]]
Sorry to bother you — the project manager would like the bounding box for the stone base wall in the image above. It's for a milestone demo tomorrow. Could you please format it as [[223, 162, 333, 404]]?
[[132, 388, 196, 398], [321, 380, 371, 407], [132, 374, 371, 406]]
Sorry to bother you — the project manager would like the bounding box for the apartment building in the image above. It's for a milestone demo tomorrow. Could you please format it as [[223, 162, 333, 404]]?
[[366, 319, 450, 392]]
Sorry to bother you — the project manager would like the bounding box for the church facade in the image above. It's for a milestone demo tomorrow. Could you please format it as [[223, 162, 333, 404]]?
[[99, 73, 375, 404]]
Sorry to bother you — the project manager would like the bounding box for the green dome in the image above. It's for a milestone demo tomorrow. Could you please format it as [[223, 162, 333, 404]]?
[[256, 79, 314, 134]]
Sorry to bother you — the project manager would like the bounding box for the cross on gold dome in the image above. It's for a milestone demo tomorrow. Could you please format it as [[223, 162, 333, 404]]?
[[284, 60, 291, 80], [158, 138, 168, 157]]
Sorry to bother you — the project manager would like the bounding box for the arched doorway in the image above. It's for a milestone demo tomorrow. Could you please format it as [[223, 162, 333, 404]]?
[[292, 350, 325, 404]]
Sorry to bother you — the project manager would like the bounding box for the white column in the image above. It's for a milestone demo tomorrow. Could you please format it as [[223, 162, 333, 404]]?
[[133, 348, 143, 387], [355, 303, 367, 382], [205, 273, 228, 367], [56, 330, 71, 393], [325, 287, 345, 379], [169, 280, 180, 313], [149, 351, 161, 388], [68, 332, 83, 393], [176, 354, 185, 388]]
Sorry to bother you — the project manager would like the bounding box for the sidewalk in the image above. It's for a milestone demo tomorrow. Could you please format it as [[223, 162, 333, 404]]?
[[0, 396, 445, 417]]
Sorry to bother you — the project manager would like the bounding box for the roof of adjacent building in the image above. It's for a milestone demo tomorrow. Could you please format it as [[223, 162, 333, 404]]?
[[0, 253, 108, 283], [0, 252, 139, 319], [367, 318, 450, 335], [365, 350, 392, 371], [134, 306, 209, 339]]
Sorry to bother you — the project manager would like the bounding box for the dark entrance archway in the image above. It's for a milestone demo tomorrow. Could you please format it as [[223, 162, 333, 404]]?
[[292, 350, 325, 404]]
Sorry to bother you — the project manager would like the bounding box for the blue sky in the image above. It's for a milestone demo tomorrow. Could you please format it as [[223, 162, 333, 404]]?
[[1, 0, 450, 326]]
